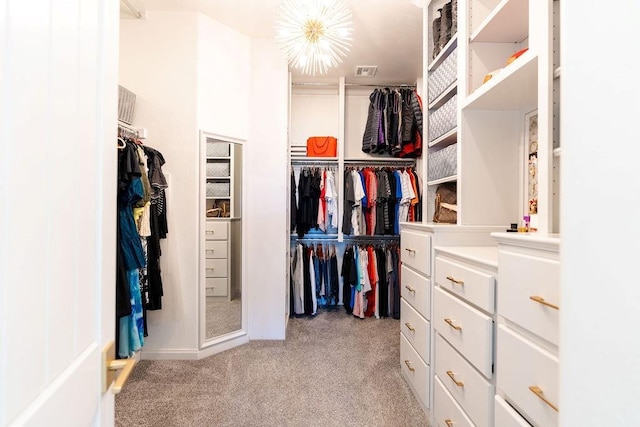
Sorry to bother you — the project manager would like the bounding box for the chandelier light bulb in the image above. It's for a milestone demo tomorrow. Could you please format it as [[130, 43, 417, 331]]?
[[275, 0, 354, 76]]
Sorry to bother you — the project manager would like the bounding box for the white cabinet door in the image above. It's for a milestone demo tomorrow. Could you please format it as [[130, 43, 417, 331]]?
[[0, 1, 119, 424]]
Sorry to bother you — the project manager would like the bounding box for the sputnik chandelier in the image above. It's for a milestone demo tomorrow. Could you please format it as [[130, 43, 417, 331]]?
[[275, 0, 354, 76]]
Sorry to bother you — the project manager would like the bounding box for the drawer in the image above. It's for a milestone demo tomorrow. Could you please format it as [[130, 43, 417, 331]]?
[[495, 396, 532, 427], [435, 256, 495, 313], [400, 230, 432, 276], [433, 287, 493, 378], [205, 278, 227, 297], [400, 333, 430, 408], [205, 240, 227, 259], [435, 334, 493, 427], [401, 265, 431, 319], [497, 325, 559, 427], [205, 258, 227, 278], [499, 251, 560, 346], [400, 298, 430, 362], [205, 221, 228, 240], [434, 376, 474, 427]]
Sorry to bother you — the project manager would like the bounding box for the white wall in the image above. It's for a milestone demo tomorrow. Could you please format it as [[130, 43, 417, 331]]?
[[119, 12, 201, 356], [561, 1, 640, 425], [246, 39, 289, 339]]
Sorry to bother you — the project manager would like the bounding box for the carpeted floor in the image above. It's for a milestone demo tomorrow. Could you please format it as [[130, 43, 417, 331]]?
[[115, 310, 430, 427]]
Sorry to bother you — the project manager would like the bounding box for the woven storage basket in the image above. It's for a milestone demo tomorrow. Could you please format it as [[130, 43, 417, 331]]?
[[428, 48, 457, 104], [206, 182, 230, 197], [206, 162, 230, 177], [428, 143, 458, 181], [428, 94, 457, 142], [206, 143, 230, 157]]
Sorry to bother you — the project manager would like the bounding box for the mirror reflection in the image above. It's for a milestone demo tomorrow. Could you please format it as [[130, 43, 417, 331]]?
[[203, 138, 243, 341]]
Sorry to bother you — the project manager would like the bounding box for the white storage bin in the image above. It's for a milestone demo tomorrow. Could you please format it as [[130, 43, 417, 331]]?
[[428, 48, 457, 104], [206, 162, 230, 177], [206, 182, 230, 197], [429, 94, 457, 142], [206, 143, 229, 157], [428, 143, 457, 181]]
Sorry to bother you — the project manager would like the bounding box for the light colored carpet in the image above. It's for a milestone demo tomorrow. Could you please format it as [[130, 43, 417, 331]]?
[[206, 297, 242, 339], [115, 310, 430, 427]]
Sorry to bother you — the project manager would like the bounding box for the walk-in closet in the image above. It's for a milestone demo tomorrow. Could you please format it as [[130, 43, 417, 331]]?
[[3, 0, 639, 425]]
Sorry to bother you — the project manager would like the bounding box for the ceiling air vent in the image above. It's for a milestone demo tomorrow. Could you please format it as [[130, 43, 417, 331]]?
[[354, 66, 378, 78]]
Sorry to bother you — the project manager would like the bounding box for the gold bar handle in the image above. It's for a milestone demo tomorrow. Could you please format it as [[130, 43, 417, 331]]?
[[102, 341, 137, 394], [445, 419, 454, 427], [110, 358, 137, 394], [446, 370, 464, 387], [446, 275, 464, 285], [404, 360, 415, 372], [404, 248, 416, 254], [444, 318, 462, 331], [529, 296, 559, 310], [405, 285, 416, 293], [529, 385, 558, 412], [404, 322, 415, 332]]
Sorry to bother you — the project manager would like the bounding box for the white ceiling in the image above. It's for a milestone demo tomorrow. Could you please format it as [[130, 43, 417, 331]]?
[[121, 0, 423, 85]]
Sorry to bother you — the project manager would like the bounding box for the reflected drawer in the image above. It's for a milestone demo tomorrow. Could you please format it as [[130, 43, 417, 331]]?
[[435, 334, 493, 427], [205, 278, 227, 297], [497, 325, 559, 427], [499, 251, 560, 345], [435, 256, 495, 313], [495, 395, 531, 427], [400, 298, 430, 362], [433, 287, 493, 378], [401, 265, 431, 319], [400, 230, 432, 276], [434, 376, 474, 427], [205, 221, 228, 240], [205, 240, 227, 259], [205, 259, 227, 278], [400, 333, 430, 408]]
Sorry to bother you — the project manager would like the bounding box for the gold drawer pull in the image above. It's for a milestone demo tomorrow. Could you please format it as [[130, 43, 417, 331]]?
[[446, 370, 464, 387], [445, 420, 454, 427], [529, 296, 559, 310], [405, 285, 416, 293], [529, 385, 558, 412], [446, 275, 464, 285], [444, 318, 462, 331], [404, 248, 416, 254], [404, 322, 415, 332], [404, 360, 415, 372]]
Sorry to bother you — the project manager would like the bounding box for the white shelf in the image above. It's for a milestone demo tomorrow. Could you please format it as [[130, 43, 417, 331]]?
[[206, 176, 231, 180], [428, 128, 457, 148], [470, 0, 529, 43], [428, 35, 458, 72], [206, 156, 231, 160], [553, 147, 562, 157], [428, 82, 457, 110], [291, 157, 338, 163], [462, 52, 538, 111], [206, 196, 230, 199], [427, 175, 458, 186]]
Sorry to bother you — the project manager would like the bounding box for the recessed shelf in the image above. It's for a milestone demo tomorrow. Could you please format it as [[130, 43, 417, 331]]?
[[428, 35, 458, 72], [553, 147, 562, 157], [206, 156, 231, 160], [428, 82, 457, 111], [428, 128, 457, 148], [463, 52, 538, 111], [470, 0, 529, 43], [427, 175, 457, 186], [554, 66, 561, 79]]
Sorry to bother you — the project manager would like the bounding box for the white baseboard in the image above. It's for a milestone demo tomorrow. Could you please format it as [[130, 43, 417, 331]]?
[[140, 349, 200, 360]]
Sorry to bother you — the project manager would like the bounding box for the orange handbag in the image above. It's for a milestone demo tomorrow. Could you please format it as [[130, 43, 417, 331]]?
[[306, 136, 337, 157]]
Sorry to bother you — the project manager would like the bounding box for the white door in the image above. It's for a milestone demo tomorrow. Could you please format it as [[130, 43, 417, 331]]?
[[0, 1, 120, 426]]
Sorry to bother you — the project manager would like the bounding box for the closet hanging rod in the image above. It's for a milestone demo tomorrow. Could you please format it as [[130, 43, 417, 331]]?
[[291, 235, 339, 242], [344, 159, 416, 167], [343, 235, 400, 240], [118, 120, 147, 139], [291, 82, 416, 88], [121, 0, 143, 19]]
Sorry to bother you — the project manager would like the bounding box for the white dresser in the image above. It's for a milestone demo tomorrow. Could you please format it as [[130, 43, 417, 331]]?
[[493, 233, 560, 427], [399, 223, 503, 418], [432, 246, 498, 427], [204, 220, 230, 298]]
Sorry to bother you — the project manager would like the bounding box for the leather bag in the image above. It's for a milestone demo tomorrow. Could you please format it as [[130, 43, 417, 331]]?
[[307, 136, 337, 157], [433, 182, 457, 224]]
